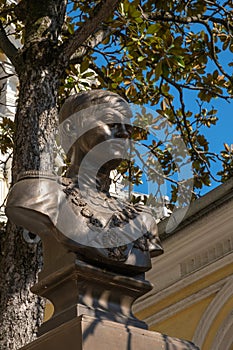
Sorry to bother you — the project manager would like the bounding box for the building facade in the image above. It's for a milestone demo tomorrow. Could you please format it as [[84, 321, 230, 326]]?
[[134, 178, 233, 350]]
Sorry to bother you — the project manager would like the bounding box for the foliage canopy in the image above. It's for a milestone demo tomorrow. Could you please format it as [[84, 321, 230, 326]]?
[[0, 0, 233, 205]]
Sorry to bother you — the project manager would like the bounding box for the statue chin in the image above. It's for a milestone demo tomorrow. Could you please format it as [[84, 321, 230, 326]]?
[[5, 172, 163, 276]]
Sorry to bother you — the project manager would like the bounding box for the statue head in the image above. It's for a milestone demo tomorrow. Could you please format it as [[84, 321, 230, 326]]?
[[59, 90, 132, 177]]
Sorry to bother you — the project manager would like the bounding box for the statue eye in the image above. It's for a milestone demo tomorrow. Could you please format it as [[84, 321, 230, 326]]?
[[108, 123, 117, 129]]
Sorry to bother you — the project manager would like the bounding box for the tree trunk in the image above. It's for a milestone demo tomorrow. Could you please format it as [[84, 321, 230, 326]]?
[[0, 60, 62, 348], [13, 66, 59, 176], [0, 1, 66, 347], [0, 224, 44, 349]]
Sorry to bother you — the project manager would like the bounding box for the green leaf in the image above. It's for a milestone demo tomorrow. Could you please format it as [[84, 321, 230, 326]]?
[[147, 24, 161, 35], [138, 56, 145, 62], [162, 62, 169, 77], [175, 56, 185, 68]]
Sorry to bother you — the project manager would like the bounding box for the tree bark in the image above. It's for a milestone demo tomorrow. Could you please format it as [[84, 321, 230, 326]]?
[[13, 65, 60, 176], [0, 58, 62, 350], [0, 224, 44, 349], [0, 1, 66, 348]]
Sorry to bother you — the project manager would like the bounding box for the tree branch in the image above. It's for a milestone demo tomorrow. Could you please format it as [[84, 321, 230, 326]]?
[[0, 21, 18, 68], [145, 10, 233, 32], [61, 0, 119, 61], [203, 21, 233, 82], [69, 27, 111, 63], [164, 76, 232, 100]]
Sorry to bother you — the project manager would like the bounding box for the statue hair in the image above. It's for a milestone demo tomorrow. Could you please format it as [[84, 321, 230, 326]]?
[[59, 89, 132, 124]]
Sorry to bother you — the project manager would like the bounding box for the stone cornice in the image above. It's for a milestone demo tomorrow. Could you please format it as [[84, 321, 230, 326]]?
[[159, 177, 233, 240]]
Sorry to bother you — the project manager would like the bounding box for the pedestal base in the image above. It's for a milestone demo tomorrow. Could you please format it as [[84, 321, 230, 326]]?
[[20, 314, 199, 350], [25, 236, 199, 349], [32, 259, 153, 335]]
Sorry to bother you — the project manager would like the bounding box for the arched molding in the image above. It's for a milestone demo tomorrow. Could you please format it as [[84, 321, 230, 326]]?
[[144, 278, 225, 326], [192, 276, 233, 349], [212, 308, 233, 350]]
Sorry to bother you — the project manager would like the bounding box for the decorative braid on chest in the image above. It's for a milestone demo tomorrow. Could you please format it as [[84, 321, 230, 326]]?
[[60, 177, 150, 259]]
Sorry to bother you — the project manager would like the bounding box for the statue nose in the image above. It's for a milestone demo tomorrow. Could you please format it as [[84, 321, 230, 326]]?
[[115, 125, 129, 138]]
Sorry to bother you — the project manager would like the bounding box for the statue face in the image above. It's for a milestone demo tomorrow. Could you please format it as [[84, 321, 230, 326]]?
[[76, 107, 132, 168]]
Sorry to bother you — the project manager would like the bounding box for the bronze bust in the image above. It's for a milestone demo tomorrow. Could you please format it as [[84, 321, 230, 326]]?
[[6, 90, 163, 275]]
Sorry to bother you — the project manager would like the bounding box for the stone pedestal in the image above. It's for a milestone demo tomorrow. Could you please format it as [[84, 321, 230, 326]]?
[[33, 258, 152, 335], [20, 234, 199, 350], [20, 315, 199, 350]]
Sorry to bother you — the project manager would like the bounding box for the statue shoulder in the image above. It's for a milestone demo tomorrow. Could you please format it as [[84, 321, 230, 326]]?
[[10, 171, 60, 197], [6, 171, 63, 218], [5, 172, 65, 234]]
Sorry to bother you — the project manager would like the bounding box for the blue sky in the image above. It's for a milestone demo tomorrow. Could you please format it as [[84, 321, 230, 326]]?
[[200, 96, 232, 184], [128, 94, 232, 199]]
